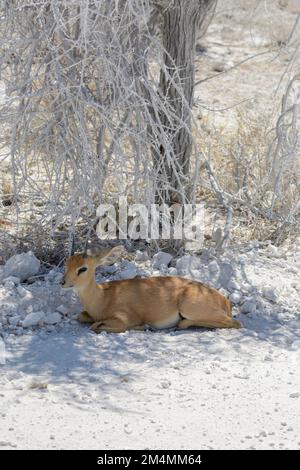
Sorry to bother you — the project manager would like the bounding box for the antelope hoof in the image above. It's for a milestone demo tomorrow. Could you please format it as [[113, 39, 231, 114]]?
[[232, 319, 242, 328], [90, 322, 104, 333], [78, 310, 94, 324]]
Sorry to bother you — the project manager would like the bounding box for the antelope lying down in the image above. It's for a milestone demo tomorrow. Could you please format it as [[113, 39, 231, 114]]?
[[61, 246, 241, 333]]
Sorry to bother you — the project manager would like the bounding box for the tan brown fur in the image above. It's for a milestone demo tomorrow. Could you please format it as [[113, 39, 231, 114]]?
[[61, 247, 241, 333]]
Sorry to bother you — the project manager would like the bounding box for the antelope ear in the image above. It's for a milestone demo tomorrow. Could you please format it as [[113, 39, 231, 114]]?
[[93, 245, 125, 267]]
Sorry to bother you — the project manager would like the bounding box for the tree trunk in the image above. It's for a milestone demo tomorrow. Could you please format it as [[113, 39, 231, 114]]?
[[152, 0, 216, 205]]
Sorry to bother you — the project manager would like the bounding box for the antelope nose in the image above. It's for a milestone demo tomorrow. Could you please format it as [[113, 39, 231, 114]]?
[[60, 279, 65, 286]]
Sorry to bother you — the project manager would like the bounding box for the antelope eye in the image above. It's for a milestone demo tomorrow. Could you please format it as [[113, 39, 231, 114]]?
[[77, 267, 88, 275]]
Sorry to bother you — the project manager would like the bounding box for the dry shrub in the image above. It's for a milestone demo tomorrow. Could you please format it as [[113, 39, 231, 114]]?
[[1, 177, 14, 206], [195, 104, 299, 242], [207, 111, 297, 208]]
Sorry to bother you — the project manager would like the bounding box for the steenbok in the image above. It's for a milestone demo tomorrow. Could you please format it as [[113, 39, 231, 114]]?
[[61, 246, 241, 333]]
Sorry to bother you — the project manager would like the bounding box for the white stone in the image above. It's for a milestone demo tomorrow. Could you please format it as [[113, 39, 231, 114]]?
[[14, 327, 23, 336], [4, 252, 40, 282], [17, 285, 31, 298], [176, 255, 202, 275], [290, 340, 300, 351], [152, 270, 161, 276], [289, 392, 300, 398], [135, 250, 149, 262], [54, 273, 63, 283], [56, 304, 69, 315], [46, 325, 56, 332], [241, 283, 253, 293], [47, 269, 62, 282], [152, 252, 173, 269], [265, 244, 280, 258], [208, 260, 219, 273], [262, 287, 278, 303], [8, 316, 21, 326], [168, 267, 178, 276], [2, 276, 21, 285], [227, 279, 240, 291], [218, 262, 234, 288], [219, 288, 229, 298], [101, 264, 118, 274], [160, 380, 171, 389], [118, 267, 137, 280], [240, 299, 256, 314], [45, 312, 62, 325], [287, 266, 298, 274], [47, 269, 56, 278], [239, 254, 248, 265], [4, 280, 15, 290], [22, 311, 45, 328], [229, 292, 242, 305]]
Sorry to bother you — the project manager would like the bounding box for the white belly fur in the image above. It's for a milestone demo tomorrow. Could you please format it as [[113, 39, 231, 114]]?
[[152, 313, 181, 329]]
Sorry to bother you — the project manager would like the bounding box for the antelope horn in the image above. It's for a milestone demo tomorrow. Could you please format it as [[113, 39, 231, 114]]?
[[82, 236, 89, 257], [83, 223, 94, 257], [70, 233, 75, 256]]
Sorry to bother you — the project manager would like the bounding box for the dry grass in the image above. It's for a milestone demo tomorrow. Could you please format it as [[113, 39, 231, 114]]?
[[1, 178, 14, 206], [193, 104, 300, 243]]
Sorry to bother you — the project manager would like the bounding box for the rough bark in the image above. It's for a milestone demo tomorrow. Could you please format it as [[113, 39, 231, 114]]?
[[152, 0, 216, 205]]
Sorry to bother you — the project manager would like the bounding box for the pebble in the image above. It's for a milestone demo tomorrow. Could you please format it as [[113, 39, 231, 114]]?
[[135, 250, 149, 262], [168, 267, 177, 276], [117, 266, 137, 280], [3, 276, 21, 285], [160, 380, 171, 389], [218, 262, 234, 288], [17, 285, 31, 297], [208, 260, 219, 273], [241, 283, 253, 293], [45, 313, 62, 325], [8, 316, 21, 326], [152, 252, 173, 269], [227, 279, 240, 291], [124, 424, 133, 434], [14, 328, 23, 336], [219, 288, 229, 297], [240, 299, 256, 314], [22, 311, 45, 328], [265, 244, 280, 258], [239, 254, 248, 264], [176, 255, 202, 275], [3, 280, 15, 290], [289, 392, 299, 398], [0, 441, 17, 448], [46, 325, 56, 332], [3, 251, 40, 282], [262, 287, 278, 303], [56, 305, 69, 315], [229, 292, 242, 304]]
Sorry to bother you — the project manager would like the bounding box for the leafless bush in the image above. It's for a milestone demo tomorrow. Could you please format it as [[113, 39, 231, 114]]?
[[0, 0, 219, 257], [0, 0, 298, 261], [196, 78, 300, 242]]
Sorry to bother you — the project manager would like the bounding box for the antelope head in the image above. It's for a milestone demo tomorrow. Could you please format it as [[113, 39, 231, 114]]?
[[60, 245, 124, 290]]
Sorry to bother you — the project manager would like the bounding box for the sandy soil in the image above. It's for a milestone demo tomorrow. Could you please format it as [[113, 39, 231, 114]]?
[[195, 0, 300, 129], [0, 240, 300, 450], [0, 1, 299, 451]]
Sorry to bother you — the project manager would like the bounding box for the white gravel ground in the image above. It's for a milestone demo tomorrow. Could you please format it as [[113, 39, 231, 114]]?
[[0, 241, 300, 449]]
